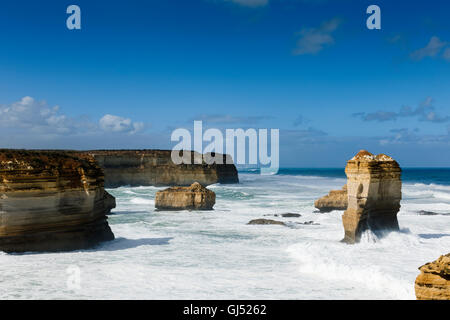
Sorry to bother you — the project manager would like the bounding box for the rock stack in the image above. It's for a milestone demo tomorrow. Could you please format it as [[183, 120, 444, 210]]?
[[314, 185, 348, 212], [415, 254, 450, 300], [155, 182, 216, 210], [341, 150, 402, 244], [0, 150, 115, 253]]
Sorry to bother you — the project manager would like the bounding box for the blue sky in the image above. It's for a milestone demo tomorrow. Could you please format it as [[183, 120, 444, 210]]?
[[0, 0, 449, 167]]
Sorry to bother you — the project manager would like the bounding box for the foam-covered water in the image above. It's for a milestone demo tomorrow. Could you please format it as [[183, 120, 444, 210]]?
[[0, 172, 449, 299]]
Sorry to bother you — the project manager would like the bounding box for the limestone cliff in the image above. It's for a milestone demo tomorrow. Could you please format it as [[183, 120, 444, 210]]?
[[415, 254, 450, 300], [0, 150, 115, 253], [314, 185, 348, 212], [86, 150, 239, 188], [155, 182, 215, 210], [342, 150, 402, 244]]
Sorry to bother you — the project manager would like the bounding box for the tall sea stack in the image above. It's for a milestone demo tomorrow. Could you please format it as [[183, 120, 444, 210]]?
[[0, 150, 115, 253], [342, 150, 402, 244]]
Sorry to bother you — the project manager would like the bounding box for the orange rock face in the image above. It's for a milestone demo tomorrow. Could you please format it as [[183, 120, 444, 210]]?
[[415, 254, 450, 300], [155, 182, 216, 210], [314, 185, 348, 212], [0, 150, 115, 252], [342, 150, 402, 243]]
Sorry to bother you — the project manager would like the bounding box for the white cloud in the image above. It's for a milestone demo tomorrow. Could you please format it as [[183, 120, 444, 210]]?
[[0, 97, 145, 139], [99, 114, 144, 134], [410, 36, 447, 61], [293, 18, 341, 55], [0, 96, 82, 134]]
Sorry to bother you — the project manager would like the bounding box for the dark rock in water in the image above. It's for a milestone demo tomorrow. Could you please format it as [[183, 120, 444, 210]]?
[[296, 221, 319, 225], [418, 210, 448, 216], [281, 213, 301, 218], [247, 219, 286, 226], [263, 213, 301, 218]]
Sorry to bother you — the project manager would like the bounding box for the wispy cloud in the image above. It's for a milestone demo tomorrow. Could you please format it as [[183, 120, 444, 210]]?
[[410, 36, 448, 61], [191, 114, 273, 125], [353, 97, 450, 123], [293, 18, 341, 55], [379, 127, 450, 146]]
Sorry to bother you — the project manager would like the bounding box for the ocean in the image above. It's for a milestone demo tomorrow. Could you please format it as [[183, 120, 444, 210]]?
[[1, 169, 449, 299]]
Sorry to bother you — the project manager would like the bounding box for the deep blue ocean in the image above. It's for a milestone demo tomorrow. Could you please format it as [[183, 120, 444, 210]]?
[[239, 168, 450, 186]]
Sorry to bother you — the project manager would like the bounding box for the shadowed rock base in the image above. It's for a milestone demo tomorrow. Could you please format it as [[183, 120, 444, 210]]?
[[415, 254, 450, 300], [341, 150, 402, 244]]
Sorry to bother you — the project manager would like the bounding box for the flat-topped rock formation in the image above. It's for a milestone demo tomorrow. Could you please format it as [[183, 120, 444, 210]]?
[[315, 185, 348, 212], [415, 253, 450, 300], [247, 219, 286, 226], [155, 182, 216, 210], [0, 150, 115, 252], [342, 150, 402, 244], [85, 150, 239, 188]]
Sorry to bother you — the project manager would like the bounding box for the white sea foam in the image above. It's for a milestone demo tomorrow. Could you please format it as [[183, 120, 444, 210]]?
[[0, 174, 449, 299]]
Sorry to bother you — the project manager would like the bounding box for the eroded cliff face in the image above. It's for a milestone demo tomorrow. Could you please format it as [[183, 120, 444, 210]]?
[[314, 185, 348, 212], [415, 254, 450, 300], [86, 150, 239, 188], [342, 150, 402, 244], [0, 150, 115, 253]]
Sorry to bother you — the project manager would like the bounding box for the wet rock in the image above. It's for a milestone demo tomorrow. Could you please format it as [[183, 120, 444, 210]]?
[[280, 213, 302, 218], [247, 219, 286, 226]]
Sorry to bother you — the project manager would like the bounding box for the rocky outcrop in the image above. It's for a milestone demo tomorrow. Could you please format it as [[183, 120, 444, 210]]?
[[155, 182, 215, 210], [341, 150, 402, 244], [415, 254, 450, 300], [315, 185, 348, 212], [0, 150, 115, 253], [247, 219, 286, 226], [85, 150, 239, 188]]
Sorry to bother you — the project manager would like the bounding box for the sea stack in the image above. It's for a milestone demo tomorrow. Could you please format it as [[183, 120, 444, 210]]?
[[0, 150, 115, 253], [314, 185, 348, 212], [415, 254, 450, 300], [155, 182, 216, 210], [342, 150, 402, 244], [86, 150, 239, 188]]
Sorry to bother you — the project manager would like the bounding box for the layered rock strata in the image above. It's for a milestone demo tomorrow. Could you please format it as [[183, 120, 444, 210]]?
[[155, 182, 216, 210], [415, 254, 450, 300], [342, 150, 402, 244], [85, 150, 239, 188], [314, 185, 348, 212], [0, 150, 115, 253]]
